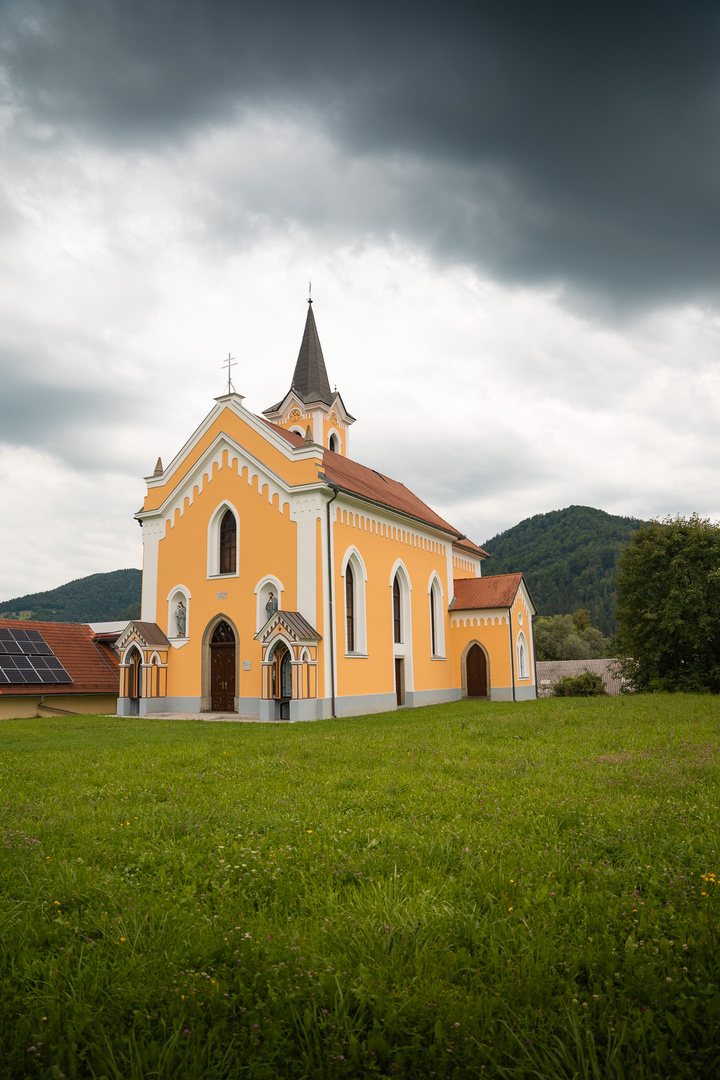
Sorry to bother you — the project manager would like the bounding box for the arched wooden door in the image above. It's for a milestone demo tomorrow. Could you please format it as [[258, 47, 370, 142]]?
[[466, 644, 488, 698], [210, 621, 236, 712]]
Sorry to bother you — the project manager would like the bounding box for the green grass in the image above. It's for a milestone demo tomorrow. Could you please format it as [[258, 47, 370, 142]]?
[[1, 695, 719, 1079]]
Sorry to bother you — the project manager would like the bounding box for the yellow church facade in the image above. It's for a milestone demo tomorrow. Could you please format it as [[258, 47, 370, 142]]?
[[117, 303, 537, 719]]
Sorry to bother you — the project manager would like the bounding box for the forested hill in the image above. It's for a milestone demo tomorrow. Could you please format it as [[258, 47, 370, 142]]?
[[481, 506, 646, 635], [0, 569, 141, 623]]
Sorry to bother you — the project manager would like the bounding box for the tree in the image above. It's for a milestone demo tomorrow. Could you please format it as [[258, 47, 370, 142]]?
[[615, 514, 720, 693], [534, 610, 610, 661]]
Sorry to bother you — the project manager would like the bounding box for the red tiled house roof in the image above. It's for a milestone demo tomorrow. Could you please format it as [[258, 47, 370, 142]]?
[[450, 573, 524, 610], [0, 619, 119, 696]]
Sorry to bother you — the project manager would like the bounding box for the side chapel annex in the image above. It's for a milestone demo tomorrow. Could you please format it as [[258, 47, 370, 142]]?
[[117, 301, 537, 719]]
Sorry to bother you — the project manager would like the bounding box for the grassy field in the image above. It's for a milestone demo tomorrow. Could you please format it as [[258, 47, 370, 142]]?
[[1, 695, 719, 1079]]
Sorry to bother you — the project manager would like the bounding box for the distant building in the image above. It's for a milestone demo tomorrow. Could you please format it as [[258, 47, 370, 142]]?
[[0, 619, 119, 719], [116, 301, 537, 720], [536, 658, 625, 697]]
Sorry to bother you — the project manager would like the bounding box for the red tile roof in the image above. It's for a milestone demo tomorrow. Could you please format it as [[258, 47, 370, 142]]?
[[0, 620, 119, 696], [453, 537, 489, 557], [258, 417, 305, 446], [322, 451, 461, 535], [261, 417, 476, 541], [450, 573, 523, 610]]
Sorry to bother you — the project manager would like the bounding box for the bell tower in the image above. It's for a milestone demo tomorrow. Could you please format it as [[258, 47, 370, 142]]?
[[263, 299, 355, 457]]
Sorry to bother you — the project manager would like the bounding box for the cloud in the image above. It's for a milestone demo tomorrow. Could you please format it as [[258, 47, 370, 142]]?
[[2, 0, 720, 308]]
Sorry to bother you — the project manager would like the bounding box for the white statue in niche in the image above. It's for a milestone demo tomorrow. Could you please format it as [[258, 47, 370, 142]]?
[[175, 599, 187, 637]]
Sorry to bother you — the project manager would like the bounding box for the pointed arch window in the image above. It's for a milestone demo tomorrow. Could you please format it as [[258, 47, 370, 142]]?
[[517, 631, 529, 679], [428, 573, 445, 658], [219, 510, 237, 575], [393, 576, 402, 643], [345, 563, 355, 653]]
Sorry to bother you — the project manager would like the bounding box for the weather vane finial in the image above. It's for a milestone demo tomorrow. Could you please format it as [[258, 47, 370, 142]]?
[[308, 278, 312, 305], [221, 352, 237, 395]]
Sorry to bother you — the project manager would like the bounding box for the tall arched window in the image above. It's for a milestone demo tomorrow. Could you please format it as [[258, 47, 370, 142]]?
[[517, 632, 529, 679], [428, 573, 445, 657], [329, 433, 339, 453], [393, 575, 402, 643], [346, 563, 355, 652], [219, 509, 237, 574]]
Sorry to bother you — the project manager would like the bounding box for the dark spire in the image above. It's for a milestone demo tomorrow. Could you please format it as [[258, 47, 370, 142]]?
[[290, 301, 333, 405]]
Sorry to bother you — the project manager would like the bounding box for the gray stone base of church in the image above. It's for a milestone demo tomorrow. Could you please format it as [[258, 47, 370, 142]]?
[[117, 684, 533, 720], [489, 685, 537, 702], [141, 696, 203, 715], [404, 688, 461, 709]]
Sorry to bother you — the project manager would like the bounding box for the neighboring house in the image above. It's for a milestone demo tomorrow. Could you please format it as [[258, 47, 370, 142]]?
[[0, 619, 120, 719], [117, 300, 537, 720], [536, 658, 625, 697]]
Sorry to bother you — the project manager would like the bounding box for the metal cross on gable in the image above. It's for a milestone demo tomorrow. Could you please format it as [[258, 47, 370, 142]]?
[[221, 352, 237, 394]]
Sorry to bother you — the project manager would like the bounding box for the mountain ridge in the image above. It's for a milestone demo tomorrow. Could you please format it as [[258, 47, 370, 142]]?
[[481, 505, 646, 635], [0, 568, 142, 624]]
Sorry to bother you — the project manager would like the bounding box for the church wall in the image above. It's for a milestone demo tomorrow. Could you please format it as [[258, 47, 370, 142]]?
[[331, 505, 456, 701], [0, 694, 118, 719], [155, 452, 298, 702], [143, 403, 323, 515], [449, 614, 513, 698]]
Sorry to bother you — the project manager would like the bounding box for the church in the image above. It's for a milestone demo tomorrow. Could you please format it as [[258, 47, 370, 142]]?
[[116, 301, 537, 719]]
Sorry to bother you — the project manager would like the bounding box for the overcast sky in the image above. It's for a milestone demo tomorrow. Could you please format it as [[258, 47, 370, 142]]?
[[1, 0, 720, 600]]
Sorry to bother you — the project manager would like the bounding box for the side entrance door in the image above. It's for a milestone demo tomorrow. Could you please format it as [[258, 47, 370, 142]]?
[[210, 621, 236, 711], [466, 644, 488, 698]]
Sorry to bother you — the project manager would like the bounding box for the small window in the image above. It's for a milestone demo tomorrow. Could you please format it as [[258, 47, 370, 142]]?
[[219, 510, 237, 575], [329, 433, 339, 453], [430, 586, 437, 655], [393, 575, 402, 643]]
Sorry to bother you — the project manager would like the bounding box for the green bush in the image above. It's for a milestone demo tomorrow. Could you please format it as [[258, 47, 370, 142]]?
[[552, 670, 608, 696]]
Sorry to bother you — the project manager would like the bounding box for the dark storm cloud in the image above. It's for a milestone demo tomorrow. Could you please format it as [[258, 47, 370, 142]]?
[[2, 0, 720, 307]]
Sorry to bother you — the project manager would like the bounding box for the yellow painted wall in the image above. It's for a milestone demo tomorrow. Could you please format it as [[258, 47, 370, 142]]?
[[332, 510, 455, 697], [0, 695, 118, 719], [158, 452, 298, 700], [144, 404, 323, 514], [449, 616, 513, 692]]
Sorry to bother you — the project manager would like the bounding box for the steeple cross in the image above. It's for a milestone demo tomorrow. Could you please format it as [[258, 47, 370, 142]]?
[[221, 352, 237, 394]]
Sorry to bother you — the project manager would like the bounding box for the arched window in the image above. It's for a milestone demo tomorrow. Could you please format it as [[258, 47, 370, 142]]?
[[329, 433, 339, 453], [517, 632, 529, 679], [346, 563, 355, 652], [341, 547, 367, 655], [428, 573, 445, 657], [393, 576, 402, 643], [219, 509, 237, 574]]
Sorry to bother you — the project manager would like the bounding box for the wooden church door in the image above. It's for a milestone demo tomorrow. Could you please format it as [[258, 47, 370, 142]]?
[[210, 621, 236, 712], [466, 644, 487, 698]]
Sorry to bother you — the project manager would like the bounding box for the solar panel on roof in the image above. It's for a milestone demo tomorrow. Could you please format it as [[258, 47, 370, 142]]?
[[0, 627, 73, 685]]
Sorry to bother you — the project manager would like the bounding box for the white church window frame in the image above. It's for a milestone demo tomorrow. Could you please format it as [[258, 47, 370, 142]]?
[[428, 572, 446, 659], [207, 501, 240, 579], [389, 559, 412, 648], [254, 575, 285, 633], [327, 427, 342, 454], [166, 584, 192, 642], [517, 631, 529, 679], [341, 546, 368, 656]]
